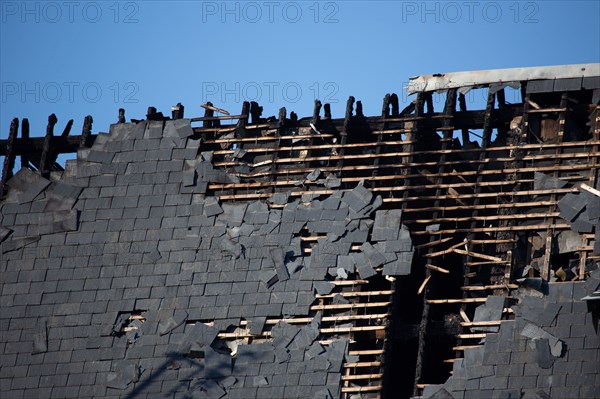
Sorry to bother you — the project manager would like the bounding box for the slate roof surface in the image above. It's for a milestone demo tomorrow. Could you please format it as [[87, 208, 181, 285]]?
[[0, 119, 413, 399]]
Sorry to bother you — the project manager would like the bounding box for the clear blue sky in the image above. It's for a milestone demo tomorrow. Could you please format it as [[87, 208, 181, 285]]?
[[1, 1, 599, 144]]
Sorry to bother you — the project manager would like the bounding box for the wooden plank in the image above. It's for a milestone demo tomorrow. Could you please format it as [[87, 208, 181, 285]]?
[[342, 374, 383, 381], [580, 183, 600, 198], [310, 301, 392, 311], [427, 298, 487, 304], [461, 284, 518, 291], [341, 386, 382, 393], [426, 264, 450, 274], [452, 249, 504, 263], [415, 237, 453, 249], [456, 333, 487, 339]]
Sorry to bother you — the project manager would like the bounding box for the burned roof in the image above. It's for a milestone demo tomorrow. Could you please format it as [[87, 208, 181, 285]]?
[[1, 65, 599, 399]]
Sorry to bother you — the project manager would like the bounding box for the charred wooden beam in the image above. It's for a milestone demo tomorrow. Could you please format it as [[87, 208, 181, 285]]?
[[20, 119, 29, 169], [0, 118, 19, 195], [39, 114, 58, 177], [324, 103, 332, 120], [250, 101, 263, 125], [171, 103, 184, 120], [203, 102, 214, 128], [311, 99, 322, 125], [118, 108, 126, 124], [336, 96, 354, 178], [61, 119, 74, 137], [81, 115, 93, 149]]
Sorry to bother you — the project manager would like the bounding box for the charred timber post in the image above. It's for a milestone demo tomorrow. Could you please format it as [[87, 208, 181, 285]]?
[[271, 107, 286, 191], [458, 93, 470, 145], [250, 102, 263, 125], [412, 89, 458, 397], [380, 93, 397, 399], [278, 107, 286, 129], [390, 93, 399, 116], [61, 119, 74, 137], [0, 118, 19, 195], [235, 102, 250, 139], [171, 103, 184, 120], [118, 108, 126, 124], [80, 116, 93, 149], [410, 92, 427, 397], [39, 114, 58, 178], [402, 93, 425, 212], [312, 100, 322, 125], [20, 119, 30, 169], [336, 96, 354, 178], [203, 102, 214, 128], [372, 94, 391, 183], [425, 94, 434, 114], [324, 103, 332, 120]]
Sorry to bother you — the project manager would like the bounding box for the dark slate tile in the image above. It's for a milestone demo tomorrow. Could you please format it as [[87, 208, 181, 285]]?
[[204, 197, 223, 217], [192, 378, 227, 399], [533, 172, 568, 191], [158, 310, 188, 336], [526, 79, 555, 93], [582, 76, 600, 89], [313, 282, 334, 296], [553, 77, 582, 92], [557, 193, 587, 222], [248, 317, 267, 335], [371, 209, 402, 241], [535, 338, 554, 369]]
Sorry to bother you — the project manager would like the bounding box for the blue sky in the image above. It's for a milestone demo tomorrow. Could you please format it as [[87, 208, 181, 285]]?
[[1, 0, 599, 144]]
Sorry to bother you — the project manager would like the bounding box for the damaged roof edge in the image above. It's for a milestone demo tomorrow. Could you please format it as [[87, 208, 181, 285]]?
[[406, 63, 600, 94]]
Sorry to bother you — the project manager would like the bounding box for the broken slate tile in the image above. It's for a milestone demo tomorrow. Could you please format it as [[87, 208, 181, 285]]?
[[0, 226, 12, 243], [181, 322, 219, 352], [258, 269, 278, 289], [520, 323, 564, 357], [275, 347, 290, 363], [219, 376, 237, 390], [332, 294, 350, 305], [324, 175, 341, 189], [193, 378, 226, 399], [535, 338, 554, 369], [306, 169, 322, 182], [43, 182, 83, 211], [159, 310, 188, 336], [248, 317, 267, 335], [313, 281, 335, 295], [534, 172, 568, 190], [361, 242, 387, 269], [371, 209, 402, 241], [342, 184, 372, 212], [269, 192, 290, 205], [473, 296, 505, 332], [204, 197, 223, 216], [557, 192, 587, 222], [220, 203, 248, 227], [204, 348, 232, 379], [6, 168, 51, 204]]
